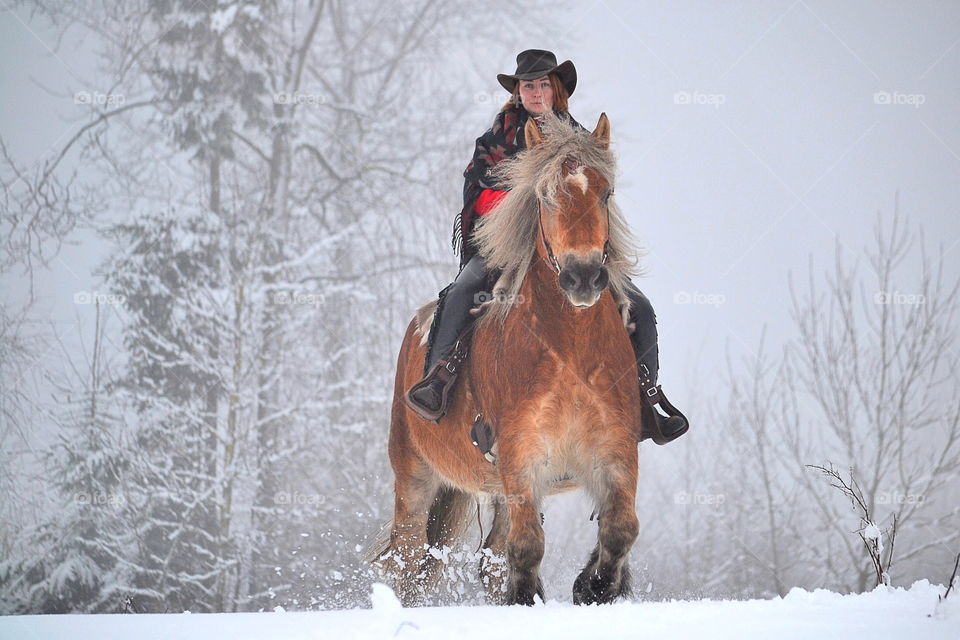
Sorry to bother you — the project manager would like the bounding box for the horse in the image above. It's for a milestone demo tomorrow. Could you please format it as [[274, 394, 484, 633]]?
[[366, 111, 646, 607]]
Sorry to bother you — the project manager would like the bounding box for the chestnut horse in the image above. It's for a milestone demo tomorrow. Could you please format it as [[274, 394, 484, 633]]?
[[367, 112, 645, 606]]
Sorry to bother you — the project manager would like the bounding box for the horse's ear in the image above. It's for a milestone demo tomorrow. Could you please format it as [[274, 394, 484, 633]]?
[[524, 118, 543, 149], [593, 112, 611, 149]]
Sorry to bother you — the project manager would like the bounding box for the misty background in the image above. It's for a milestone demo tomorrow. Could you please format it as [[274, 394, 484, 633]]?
[[1, 0, 958, 613]]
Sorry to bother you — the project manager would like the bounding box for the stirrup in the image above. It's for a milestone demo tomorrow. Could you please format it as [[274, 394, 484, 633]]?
[[403, 338, 469, 423], [637, 364, 689, 445]]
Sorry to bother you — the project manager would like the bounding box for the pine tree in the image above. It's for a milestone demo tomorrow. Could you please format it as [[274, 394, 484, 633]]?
[[0, 304, 131, 613]]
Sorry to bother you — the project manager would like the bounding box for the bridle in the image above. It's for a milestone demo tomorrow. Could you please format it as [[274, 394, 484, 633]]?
[[537, 159, 610, 276], [537, 207, 563, 275]]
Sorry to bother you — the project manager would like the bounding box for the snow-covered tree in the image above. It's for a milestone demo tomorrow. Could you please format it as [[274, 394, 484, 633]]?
[[0, 304, 132, 613]]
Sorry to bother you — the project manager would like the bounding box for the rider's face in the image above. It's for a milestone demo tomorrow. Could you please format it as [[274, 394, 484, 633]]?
[[518, 76, 554, 115]]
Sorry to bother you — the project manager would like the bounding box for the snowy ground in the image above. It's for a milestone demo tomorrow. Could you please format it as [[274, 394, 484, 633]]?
[[1, 581, 957, 639]]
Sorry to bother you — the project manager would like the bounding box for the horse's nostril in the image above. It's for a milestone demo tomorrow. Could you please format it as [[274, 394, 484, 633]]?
[[592, 267, 609, 290], [559, 270, 579, 292]]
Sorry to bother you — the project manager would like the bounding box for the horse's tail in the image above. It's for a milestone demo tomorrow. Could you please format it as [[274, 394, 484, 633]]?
[[427, 485, 476, 549], [362, 517, 394, 566], [421, 485, 478, 593], [362, 488, 476, 565]]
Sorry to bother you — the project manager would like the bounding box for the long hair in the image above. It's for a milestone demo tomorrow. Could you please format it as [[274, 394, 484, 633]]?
[[471, 111, 645, 324], [500, 73, 570, 114]]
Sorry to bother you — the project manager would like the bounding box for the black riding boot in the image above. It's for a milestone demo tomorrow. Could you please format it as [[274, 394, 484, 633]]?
[[622, 282, 689, 444], [404, 255, 493, 422]]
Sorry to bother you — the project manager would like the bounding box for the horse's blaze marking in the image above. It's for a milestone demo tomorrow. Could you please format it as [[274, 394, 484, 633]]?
[[566, 167, 588, 193]]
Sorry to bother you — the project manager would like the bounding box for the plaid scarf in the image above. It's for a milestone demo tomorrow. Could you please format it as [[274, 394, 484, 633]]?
[[452, 105, 584, 270]]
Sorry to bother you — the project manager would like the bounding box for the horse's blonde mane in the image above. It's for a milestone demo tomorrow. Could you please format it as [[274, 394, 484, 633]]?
[[471, 111, 646, 324]]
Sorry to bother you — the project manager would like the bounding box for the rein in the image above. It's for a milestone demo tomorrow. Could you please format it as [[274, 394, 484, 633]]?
[[537, 206, 563, 275]]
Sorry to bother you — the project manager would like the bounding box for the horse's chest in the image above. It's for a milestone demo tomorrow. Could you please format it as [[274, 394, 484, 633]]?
[[527, 356, 617, 424], [498, 330, 616, 398]]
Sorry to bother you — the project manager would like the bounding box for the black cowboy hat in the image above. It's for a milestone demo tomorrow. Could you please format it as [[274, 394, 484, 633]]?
[[497, 49, 577, 97]]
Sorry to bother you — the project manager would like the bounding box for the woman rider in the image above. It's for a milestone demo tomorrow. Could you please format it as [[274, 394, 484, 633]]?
[[404, 49, 688, 444]]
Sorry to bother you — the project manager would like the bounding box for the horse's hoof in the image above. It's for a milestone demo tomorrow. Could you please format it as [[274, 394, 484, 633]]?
[[572, 571, 598, 605], [506, 589, 536, 606], [506, 582, 542, 606], [573, 570, 620, 605]]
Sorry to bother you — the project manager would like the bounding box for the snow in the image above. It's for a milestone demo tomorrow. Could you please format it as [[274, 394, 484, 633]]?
[[209, 5, 238, 33], [369, 583, 402, 613], [1, 581, 956, 639], [862, 522, 882, 542]]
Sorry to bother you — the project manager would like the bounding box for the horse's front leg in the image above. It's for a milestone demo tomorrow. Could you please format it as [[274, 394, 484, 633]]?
[[499, 455, 546, 606], [574, 442, 640, 604]]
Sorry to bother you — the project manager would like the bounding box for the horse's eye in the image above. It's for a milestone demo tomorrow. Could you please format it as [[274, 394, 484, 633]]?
[[602, 189, 613, 204]]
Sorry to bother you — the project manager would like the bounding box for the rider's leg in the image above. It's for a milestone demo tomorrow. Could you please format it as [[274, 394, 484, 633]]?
[[624, 283, 659, 382], [404, 254, 492, 421], [621, 280, 689, 443], [425, 254, 490, 373]]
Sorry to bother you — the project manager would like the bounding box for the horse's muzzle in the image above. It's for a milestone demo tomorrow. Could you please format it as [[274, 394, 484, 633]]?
[[559, 258, 609, 308]]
